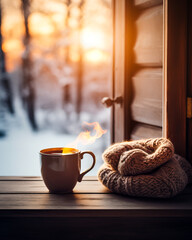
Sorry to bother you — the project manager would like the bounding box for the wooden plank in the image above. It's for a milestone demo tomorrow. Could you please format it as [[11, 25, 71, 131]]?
[[1, 187, 192, 210], [0, 176, 42, 181], [0, 179, 109, 194], [131, 122, 162, 140], [164, 0, 187, 157], [1, 208, 192, 218], [134, 0, 163, 9], [0, 179, 192, 240], [134, 5, 163, 65], [1, 207, 192, 218], [187, 0, 192, 163], [0, 176, 97, 181], [111, 0, 117, 144], [113, 0, 125, 142], [113, 0, 133, 142], [1, 190, 192, 210], [131, 68, 162, 126]]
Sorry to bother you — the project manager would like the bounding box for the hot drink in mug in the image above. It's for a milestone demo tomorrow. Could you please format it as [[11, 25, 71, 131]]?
[[40, 147, 96, 193]]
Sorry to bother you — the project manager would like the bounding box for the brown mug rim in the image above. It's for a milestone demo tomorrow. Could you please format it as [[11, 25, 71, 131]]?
[[40, 147, 80, 156]]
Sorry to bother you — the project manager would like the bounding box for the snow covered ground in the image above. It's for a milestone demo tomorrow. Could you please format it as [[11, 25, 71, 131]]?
[[0, 98, 110, 176]]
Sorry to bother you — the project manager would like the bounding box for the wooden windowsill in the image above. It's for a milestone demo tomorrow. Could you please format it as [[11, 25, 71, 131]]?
[[1, 176, 192, 239]]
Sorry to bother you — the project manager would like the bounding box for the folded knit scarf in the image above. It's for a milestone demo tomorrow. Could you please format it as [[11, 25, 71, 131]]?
[[98, 138, 192, 198]]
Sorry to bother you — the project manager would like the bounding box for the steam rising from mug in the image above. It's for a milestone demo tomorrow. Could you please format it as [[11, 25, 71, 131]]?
[[63, 122, 107, 153]]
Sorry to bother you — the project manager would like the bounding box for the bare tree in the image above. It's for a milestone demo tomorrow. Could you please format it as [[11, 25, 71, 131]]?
[[62, 0, 72, 109], [62, 0, 84, 119], [21, 0, 37, 130], [0, 1, 14, 115], [0, 1, 14, 137], [76, 0, 84, 117]]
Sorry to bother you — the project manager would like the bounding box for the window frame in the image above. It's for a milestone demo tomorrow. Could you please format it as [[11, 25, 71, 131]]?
[[186, 0, 192, 161], [163, 0, 188, 157], [112, 0, 133, 143]]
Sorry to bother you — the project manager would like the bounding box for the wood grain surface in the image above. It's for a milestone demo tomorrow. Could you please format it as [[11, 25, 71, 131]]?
[[134, 5, 163, 66], [131, 122, 162, 139], [131, 68, 162, 127], [164, 0, 187, 157], [0, 177, 192, 213], [0, 177, 192, 240]]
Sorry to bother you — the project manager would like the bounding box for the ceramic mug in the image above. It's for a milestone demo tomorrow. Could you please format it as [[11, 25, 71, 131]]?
[[40, 147, 96, 193]]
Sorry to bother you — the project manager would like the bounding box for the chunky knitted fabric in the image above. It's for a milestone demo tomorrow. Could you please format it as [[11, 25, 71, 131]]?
[[98, 138, 192, 198]]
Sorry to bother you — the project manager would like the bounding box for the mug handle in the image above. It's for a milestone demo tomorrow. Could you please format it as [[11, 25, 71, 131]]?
[[78, 151, 96, 182]]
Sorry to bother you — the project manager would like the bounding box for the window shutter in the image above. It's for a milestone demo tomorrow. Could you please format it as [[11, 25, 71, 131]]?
[[113, 0, 191, 161], [113, 0, 163, 142]]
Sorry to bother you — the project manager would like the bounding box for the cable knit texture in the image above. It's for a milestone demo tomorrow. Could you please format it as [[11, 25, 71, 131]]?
[[98, 138, 192, 198]]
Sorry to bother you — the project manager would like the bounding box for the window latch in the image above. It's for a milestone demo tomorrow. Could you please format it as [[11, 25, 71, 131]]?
[[101, 96, 123, 108], [187, 97, 192, 119]]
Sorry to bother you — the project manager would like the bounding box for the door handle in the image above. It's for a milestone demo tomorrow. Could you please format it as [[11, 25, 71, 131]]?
[[101, 96, 123, 108]]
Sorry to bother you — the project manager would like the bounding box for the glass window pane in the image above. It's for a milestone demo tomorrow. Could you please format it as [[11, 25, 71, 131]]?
[[0, 0, 112, 176]]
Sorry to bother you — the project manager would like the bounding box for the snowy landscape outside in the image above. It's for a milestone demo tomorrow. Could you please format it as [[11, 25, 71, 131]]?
[[0, 0, 112, 176]]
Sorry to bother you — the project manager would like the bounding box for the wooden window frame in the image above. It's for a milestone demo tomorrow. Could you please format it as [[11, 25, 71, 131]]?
[[112, 0, 190, 160], [187, 0, 192, 161], [112, 0, 133, 143], [163, 0, 188, 157]]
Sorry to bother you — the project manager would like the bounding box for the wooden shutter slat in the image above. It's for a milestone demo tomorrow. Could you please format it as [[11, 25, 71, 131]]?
[[131, 122, 162, 140], [131, 68, 162, 127], [134, 5, 163, 65]]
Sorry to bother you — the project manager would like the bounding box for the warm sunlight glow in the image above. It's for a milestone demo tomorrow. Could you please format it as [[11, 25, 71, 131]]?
[[69, 50, 80, 62], [84, 49, 108, 63], [0, 0, 112, 176], [51, 14, 66, 30], [29, 13, 55, 36], [63, 122, 107, 151], [2, 39, 24, 53], [81, 28, 105, 49]]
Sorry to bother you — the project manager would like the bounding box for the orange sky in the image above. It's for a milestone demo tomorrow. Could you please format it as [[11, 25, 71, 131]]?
[[1, 0, 112, 71]]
